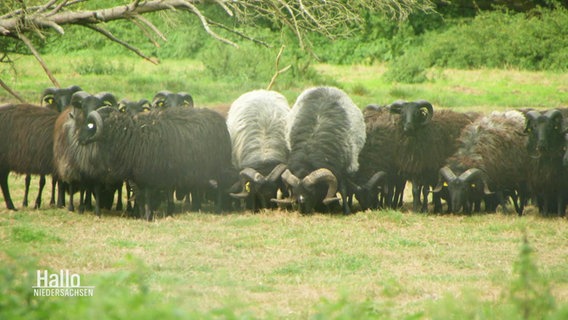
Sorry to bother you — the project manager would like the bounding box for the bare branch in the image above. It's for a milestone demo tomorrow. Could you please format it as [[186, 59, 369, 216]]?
[[206, 19, 270, 48], [134, 14, 166, 42], [18, 32, 60, 88], [0, 77, 26, 103], [267, 45, 291, 90], [82, 24, 159, 65], [179, 1, 238, 48]]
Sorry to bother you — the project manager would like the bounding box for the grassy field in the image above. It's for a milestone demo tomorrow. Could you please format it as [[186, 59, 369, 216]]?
[[1, 55, 568, 319]]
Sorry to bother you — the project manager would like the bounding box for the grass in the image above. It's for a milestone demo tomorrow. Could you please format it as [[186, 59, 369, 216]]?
[[1, 174, 568, 318], [2, 54, 568, 318], [2, 54, 568, 111]]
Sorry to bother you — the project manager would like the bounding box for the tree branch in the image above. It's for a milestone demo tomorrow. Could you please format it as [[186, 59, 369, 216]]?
[[0, 77, 26, 103], [18, 32, 60, 88], [82, 24, 159, 64]]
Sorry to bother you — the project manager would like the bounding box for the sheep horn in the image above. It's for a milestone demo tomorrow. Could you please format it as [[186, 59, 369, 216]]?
[[416, 100, 434, 126], [363, 171, 387, 190], [240, 167, 266, 185], [458, 168, 493, 195], [545, 109, 563, 130], [433, 166, 456, 193], [302, 168, 339, 205], [267, 164, 287, 182], [281, 169, 300, 188]]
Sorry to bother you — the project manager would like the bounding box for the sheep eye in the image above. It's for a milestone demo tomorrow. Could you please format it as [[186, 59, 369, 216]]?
[[142, 107, 151, 113], [43, 96, 54, 105], [470, 183, 476, 188], [245, 181, 251, 192], [419, 107, 428, 117], [157, 101, 165, 108]]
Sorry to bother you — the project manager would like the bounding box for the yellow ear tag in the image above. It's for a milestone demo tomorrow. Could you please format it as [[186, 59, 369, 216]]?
[[471, 183, 476, 188], [245, 181, 251, 192], [443, 182, 448, 187]]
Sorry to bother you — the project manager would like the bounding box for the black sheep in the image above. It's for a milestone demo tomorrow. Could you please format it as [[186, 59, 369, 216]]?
[[388, 100, 475, 212], [0, 104, 59, 210], [77, 105, 233, 220]]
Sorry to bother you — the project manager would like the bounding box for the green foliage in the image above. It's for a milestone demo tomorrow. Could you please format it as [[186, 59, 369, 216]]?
[[311, 293, 385, 320]]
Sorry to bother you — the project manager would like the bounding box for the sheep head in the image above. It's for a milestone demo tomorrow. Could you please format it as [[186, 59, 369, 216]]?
[[41, 85, 82, 112], [152, 90, 194, 109], [230, 164, 287, 209], [118, 99, 152, 116], [524, 109, 564, 157], [272, 168, 340, 214], [352, 171, 387, 210], [389, 100, 434, 135], [433, 166, 492, 213]]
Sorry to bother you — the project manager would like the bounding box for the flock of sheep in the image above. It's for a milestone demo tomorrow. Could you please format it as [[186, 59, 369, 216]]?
[[1, 85, 567, 220]]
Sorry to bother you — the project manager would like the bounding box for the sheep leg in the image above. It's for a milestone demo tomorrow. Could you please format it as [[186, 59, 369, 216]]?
[[421, 186, 430, 213], [0, 170, 16, 210], [166, 189, 175, 216], [411, 182, 421, 212], [68, 183, 75, 212], [23, 174, 31, 207], [341, 183, 351, 215], [57, 181, 66, 208], [33, 175, 46, 209], [94, 184, 101, 217], [432, 190, 442, 213], [50, 177, 57, 206], [557, 194, 565, 217], [144, 188, 153, 221], [78, 189, 85, 214]]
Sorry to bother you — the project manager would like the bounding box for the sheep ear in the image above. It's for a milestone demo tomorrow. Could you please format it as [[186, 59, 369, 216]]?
[[140, 99, 152, 112], [180, 93, 194, 108], [96, 92, 117, 108]]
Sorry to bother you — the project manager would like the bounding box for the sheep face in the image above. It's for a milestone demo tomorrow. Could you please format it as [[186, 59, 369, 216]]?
[[152, 91, 194, 109], [41, 85, 82, 112], [389, 100, 433, 135], [70, 92, 118, 145], [524, 109, 564, 155], [118, 99, 151, 116], [352, 171, 387, 210], [230, 165, 287, 210], [434, 166, 492, 214], [277, 168, 340, 214]]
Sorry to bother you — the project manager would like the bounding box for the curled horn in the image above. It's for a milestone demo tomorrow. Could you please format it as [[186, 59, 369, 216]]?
[[364, 171, 387, 190], [85, 110, 104, 142], [267, 164, 287, 182], [545, 109, 563, 130], [302, 168, 339, 205], [433, 166, 456, 192], [229, 168, 265, 199], [458, 168, 493, 195], [281, 169, 300, 188], [416, 100, 434, 126]]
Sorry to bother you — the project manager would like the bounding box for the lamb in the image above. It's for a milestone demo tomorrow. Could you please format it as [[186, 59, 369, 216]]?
[[0, 104, 59, 210], [75, 105, 233, 220], [226, 89, 290, 211], [53, 91, 120, 215], [525, 109, 568, 216], [274, 86, 366, 214], [352, 105, 405, 210], [433, 110, 530, 215], [388, 100, 475, 212]]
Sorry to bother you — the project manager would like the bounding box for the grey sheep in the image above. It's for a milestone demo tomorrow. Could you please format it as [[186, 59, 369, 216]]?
[[275, 86, 366, 214], [226, 89, 290, 210]]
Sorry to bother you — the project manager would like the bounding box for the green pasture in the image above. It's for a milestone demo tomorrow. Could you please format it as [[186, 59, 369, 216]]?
[[1, 55, 568, 319]]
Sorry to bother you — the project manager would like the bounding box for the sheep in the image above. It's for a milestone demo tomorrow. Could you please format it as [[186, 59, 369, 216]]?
[[433, 110, 530, 215], [53, 91, 120, 215], [226, 89, 290, 211], [273, 86, 366, 214], [388, 100, 475, 212], [525, 109, 568, 216], [0, 103, 60, 210], [17, 85, 83, 209], [117, 98, 152, 115], [75, 104, 233, 220], [151, 91, 194, 109], [352, 105, 405, 210]]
